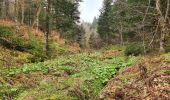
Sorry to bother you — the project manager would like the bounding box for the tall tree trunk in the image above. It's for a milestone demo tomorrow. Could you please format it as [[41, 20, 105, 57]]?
[[14, 0, 19, 33], [28, 0, 32, 26], [14, 0, 18, 23], [156, 0, 166, 53], [0, 0, 5, 19], [5, 0, 9, 19], [44, 0, 51, 55], [21, 0, 25, 25], [32, 3, 42, 32]]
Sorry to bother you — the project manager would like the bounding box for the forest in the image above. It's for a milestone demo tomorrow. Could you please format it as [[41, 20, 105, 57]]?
[[0, 0, 169, 99]]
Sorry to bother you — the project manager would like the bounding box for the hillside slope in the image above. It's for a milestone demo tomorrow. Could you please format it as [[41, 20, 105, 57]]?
[[100, 54, 170, 100], [0, 42, 169, 99], [0, 20, 80, 67], [0, 47, 138, 99]]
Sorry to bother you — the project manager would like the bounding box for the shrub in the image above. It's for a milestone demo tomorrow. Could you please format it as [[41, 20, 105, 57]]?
[[125, 43, 143, 56], [165, 38, 170, 52], [123, 31, 136, 39], [0, 26, 14, 37], [0, 26, 25, 51], [165, 47, 170, 53]]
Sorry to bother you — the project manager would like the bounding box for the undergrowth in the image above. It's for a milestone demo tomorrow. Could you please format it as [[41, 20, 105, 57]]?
[[0, 25, 70, 64], [0, 50, 138, 99]]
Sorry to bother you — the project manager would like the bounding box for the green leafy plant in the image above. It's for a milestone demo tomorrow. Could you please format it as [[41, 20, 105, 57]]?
[[92, 57, 137, 85], [1, 50, 138, 99]]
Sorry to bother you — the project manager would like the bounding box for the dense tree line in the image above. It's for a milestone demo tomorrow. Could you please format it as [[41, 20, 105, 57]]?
[[98, 0, 170, 53]]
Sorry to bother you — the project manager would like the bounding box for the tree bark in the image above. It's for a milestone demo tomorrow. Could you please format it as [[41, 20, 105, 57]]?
[[32, 3, 42, 32], [0, 0, 5, 19], [159, 33, 165, 52], [120, 23, 124, 46], [21, 0, 25, 25], [14, 0, 20, 33], [44, 0, 51, 55], [5, 0, 9, 19], [156, 0, 166, 53]]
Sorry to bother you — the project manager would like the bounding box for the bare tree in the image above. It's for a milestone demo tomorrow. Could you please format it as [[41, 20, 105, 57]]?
[[155, 0, 169, 52], [20, 0, 25, 24]]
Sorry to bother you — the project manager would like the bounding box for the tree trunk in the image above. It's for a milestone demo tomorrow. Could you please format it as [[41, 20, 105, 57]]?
[[14, 0, 18, 23], [21, 0, 25, 25], [5, 0, 9, 19], [32, 3, 42, 32], [44, 0, 51, 55], [28, 0, 32, 26], [44, 31, 49, 55], [159, 32, 165, 52], [156, 0, 166, 53], [0, 0, 5, 19], [35, 17, 39, 32], [14, 0, 19, 33], [120, 23, 124, 45]]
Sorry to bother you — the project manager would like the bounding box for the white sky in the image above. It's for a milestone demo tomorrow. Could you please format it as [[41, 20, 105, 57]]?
[[79, 0, 104, 23]]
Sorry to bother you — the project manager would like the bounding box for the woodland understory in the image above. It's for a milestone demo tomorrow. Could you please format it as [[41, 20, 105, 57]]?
[[0, 0, 169, 100]]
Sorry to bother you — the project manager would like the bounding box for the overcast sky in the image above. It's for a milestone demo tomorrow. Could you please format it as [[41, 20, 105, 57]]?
[[79, 0, 104, 23]]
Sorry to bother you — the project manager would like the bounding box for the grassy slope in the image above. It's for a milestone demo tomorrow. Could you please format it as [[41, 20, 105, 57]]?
[[0, 20, 77, 67], [0, 46, 139, 100]]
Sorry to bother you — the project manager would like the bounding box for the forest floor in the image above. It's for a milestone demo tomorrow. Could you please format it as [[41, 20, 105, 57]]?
[[0, 20, 169, 100], [0, 45, 136, 99], [0, 45, 169, 100]]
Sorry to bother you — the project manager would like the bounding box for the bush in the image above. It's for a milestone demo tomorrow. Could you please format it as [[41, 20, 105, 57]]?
[[125, 43, 143, 56], [0, 26, 14, 37], [123, 31, 136, 39], [165, 43, 170, 52], [165, 47, 170, 53]]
